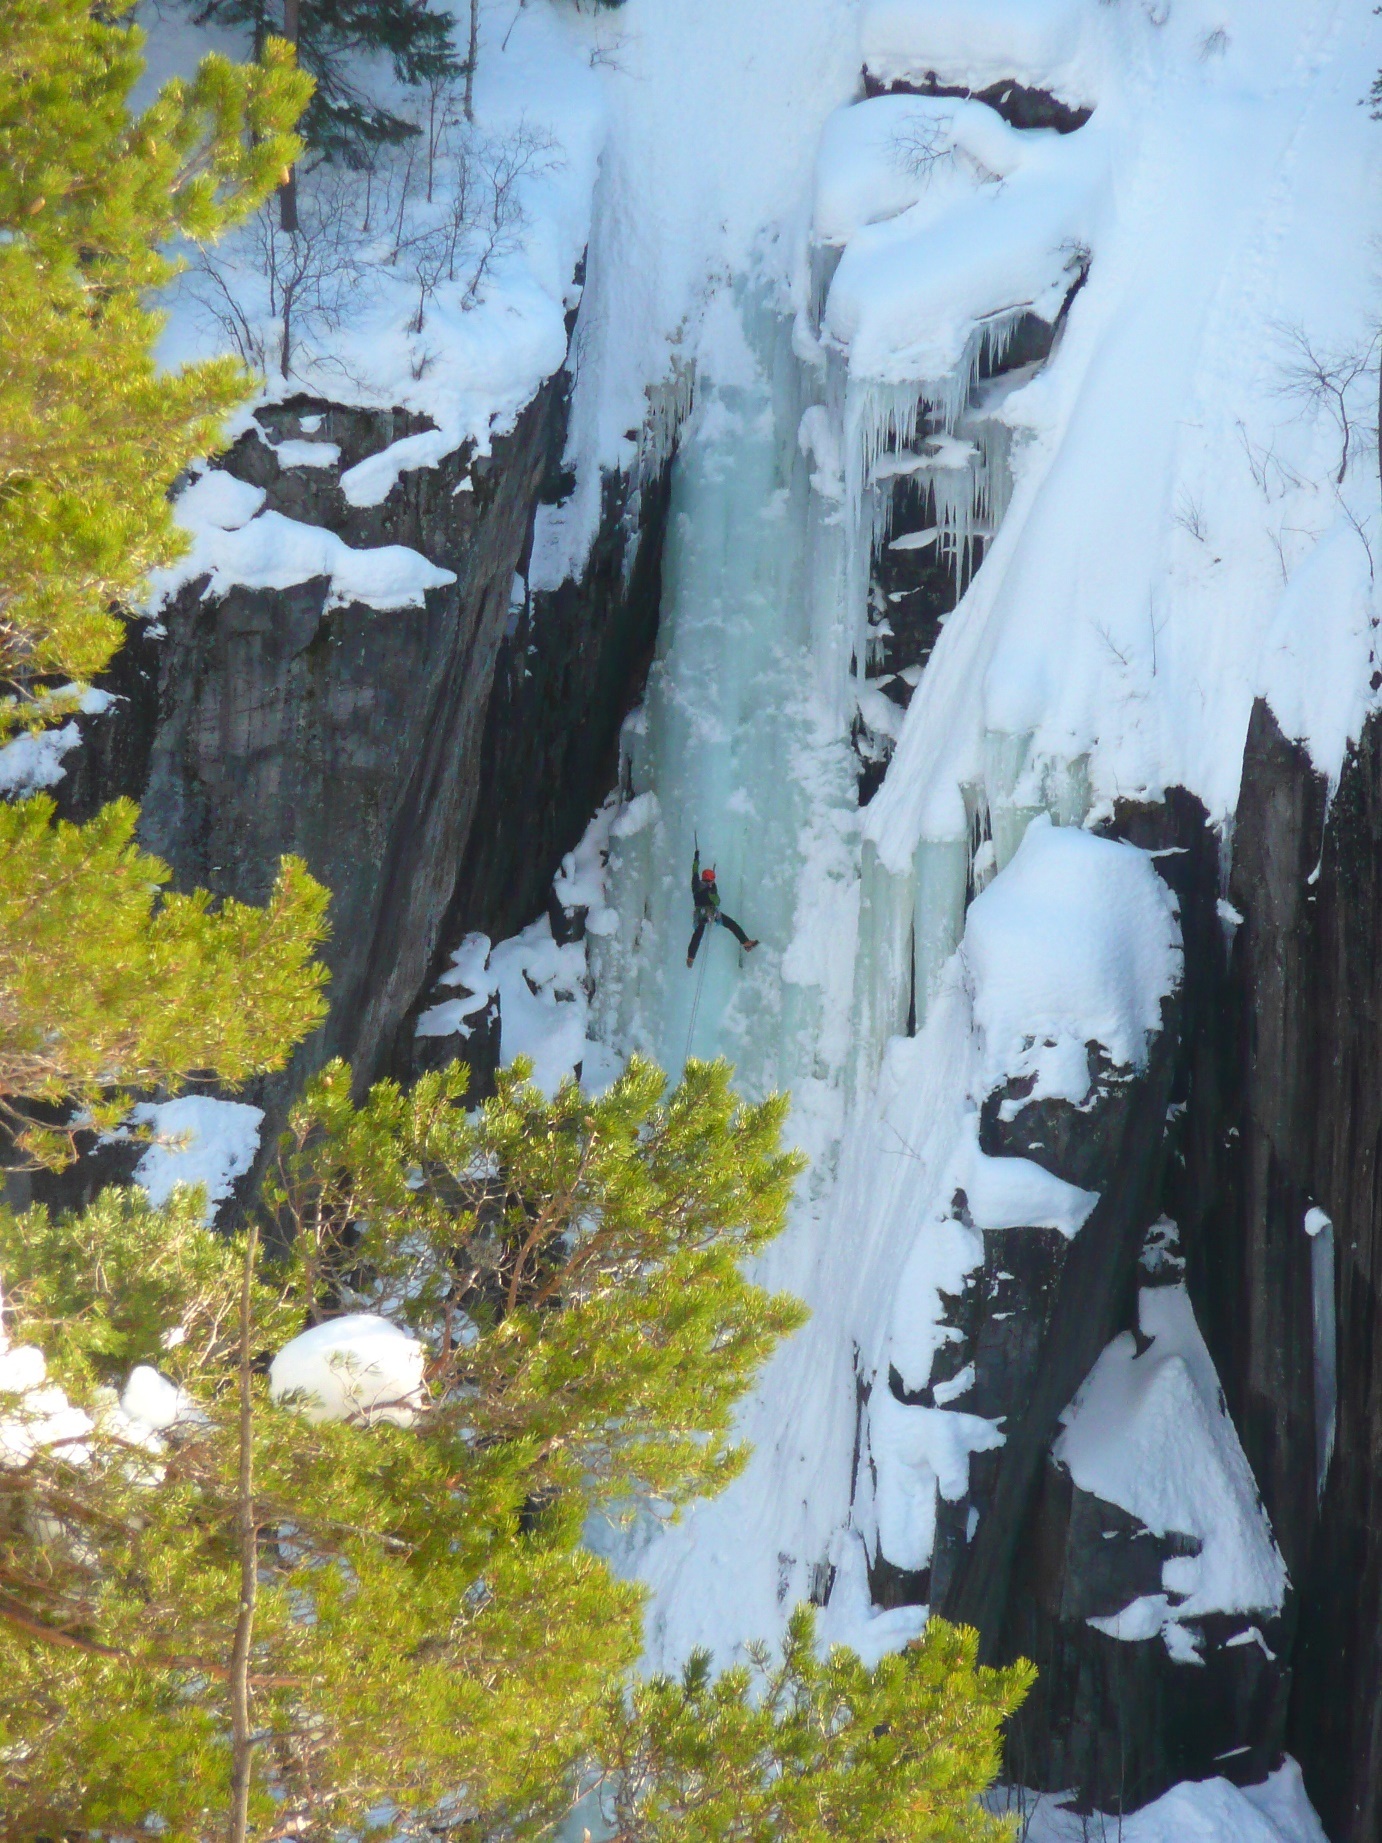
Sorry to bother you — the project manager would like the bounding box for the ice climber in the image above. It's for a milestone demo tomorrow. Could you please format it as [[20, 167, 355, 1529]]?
[[687, 847, 758, 966]]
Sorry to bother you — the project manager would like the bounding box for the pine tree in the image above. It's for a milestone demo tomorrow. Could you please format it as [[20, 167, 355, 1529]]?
[[0, 2, 328, 1158], [0, 0, 311, 716], [0, 796, 329, 1162], [185, 0, 463, 164], [0, 1054, 810, 1838], [599, 1607, 1033, 1843]]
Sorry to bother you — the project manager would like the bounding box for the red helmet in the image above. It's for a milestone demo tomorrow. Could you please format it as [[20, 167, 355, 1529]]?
[[702, 868, 716, 884]]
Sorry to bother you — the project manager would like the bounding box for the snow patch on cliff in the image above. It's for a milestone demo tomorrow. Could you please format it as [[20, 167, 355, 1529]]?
[[146, 470, 456, 613], [127, 1096, 265, 1225], [1056, 1282, 1288, 1656], [998, 1758, 1327, 1843], [964, 818, 1182, 1095]]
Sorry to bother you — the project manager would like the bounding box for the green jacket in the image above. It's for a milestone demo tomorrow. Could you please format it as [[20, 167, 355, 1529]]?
[[691, 850, 721, 917]]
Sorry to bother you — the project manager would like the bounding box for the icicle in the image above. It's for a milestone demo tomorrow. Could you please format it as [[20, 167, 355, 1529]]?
[[841, 304, 1034, 524], [849, 838, 916, 1096], [912, 838, 969, 1030], [983, 731, 1042, 872], [636, 354, 697, 486]]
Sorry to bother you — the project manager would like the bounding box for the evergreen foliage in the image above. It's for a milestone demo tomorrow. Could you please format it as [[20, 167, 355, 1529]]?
[[186, 0, 463, 163], [0, 1055, 811, 1837], [0, 3, 327, 1160], [0, 0, 310, 715], [0, 795, 329, 1161], [601, 1606, 1034, 1843]]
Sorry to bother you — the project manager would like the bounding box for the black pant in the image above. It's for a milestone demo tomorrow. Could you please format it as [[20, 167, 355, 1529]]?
[[688, 910, 750, 960]]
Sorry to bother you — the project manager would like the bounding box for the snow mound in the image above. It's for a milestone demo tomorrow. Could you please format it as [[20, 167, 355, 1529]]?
[[814, 95, 1038, 247], [964, 817, 1182, 1098], [965, 1137, 1097, 1237], [129, 1096, 264, 1224], [1055, 1282, 1287, 1655], [860, 0, 1097, 101], [1003, 1758, 1326, 1843], [822, 94, 1100, 390], [147, 476, 456, 614], [0, 1309, 92, 1468], [270, 1314, 425, 1427]]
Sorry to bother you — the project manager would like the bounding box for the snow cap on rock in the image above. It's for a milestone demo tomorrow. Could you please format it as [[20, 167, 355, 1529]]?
[[963, 817, 1182, 1102]]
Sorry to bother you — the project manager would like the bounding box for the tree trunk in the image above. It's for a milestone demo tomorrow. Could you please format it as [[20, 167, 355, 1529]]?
[[279, 0, 301, 233], [465, 0, 478, 123], [227, 1223, 260, 1843]]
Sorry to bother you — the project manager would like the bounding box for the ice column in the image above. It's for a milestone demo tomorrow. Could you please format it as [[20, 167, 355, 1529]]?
[[589, 291, 859, 1102]]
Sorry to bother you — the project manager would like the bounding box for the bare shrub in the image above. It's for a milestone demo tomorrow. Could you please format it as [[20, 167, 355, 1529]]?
[[189, 166, 371, 378], [1275, 322, 1379, 486]]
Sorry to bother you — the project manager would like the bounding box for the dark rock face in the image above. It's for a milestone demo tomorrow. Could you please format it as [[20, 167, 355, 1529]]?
[[932, 1016, 1177, 1649], [1012, 705, 1382, 1838], [432, 465, 668, 960], [1216, 702, 1382, 1843], [63, 364, 663, 1131], [861, 71, 1094, 135], [131, 389, 562, 1096]]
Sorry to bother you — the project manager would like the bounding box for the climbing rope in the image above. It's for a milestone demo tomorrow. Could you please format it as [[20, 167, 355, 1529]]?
[[684, 931, 710, 1066]]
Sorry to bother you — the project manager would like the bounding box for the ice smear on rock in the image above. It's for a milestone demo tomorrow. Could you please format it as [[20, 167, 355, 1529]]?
[[1055, 1282, 1287, 1657]]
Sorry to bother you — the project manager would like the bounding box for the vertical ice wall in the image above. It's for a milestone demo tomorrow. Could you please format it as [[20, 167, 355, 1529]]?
[[589, 289, 862, 1140]]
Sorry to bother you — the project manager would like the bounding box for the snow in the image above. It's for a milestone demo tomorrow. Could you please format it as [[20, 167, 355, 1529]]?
[[0, 688, 116, 797], [996, 1758, 1328, 1843], [534, 0, 862, 585], [963, 817, 1183, 1095], [870, 1385, 1005, 1572], [417, 932, 499, 1041], [861, 0, 1382, 857], [150, 0, 606, 500], [417, 801, 623, 1096], [146, 473, 455, 614], [127, 1096, 264, 1224], [118, 1365, 198, 1435], [861, 0, 1098, 100], [1055, 1282, 1287, 1656], [269, 438, 341, 470], [270, 1313, 426, 1427], [0, 724, 84, 797], [965, 1134, 1097, 1238], [0, 1304, 93, 1468], [822, 97, 1099, 392]]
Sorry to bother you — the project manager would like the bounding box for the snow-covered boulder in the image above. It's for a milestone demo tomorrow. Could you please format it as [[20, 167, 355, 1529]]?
[[270, 1314, 426, 1427]]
